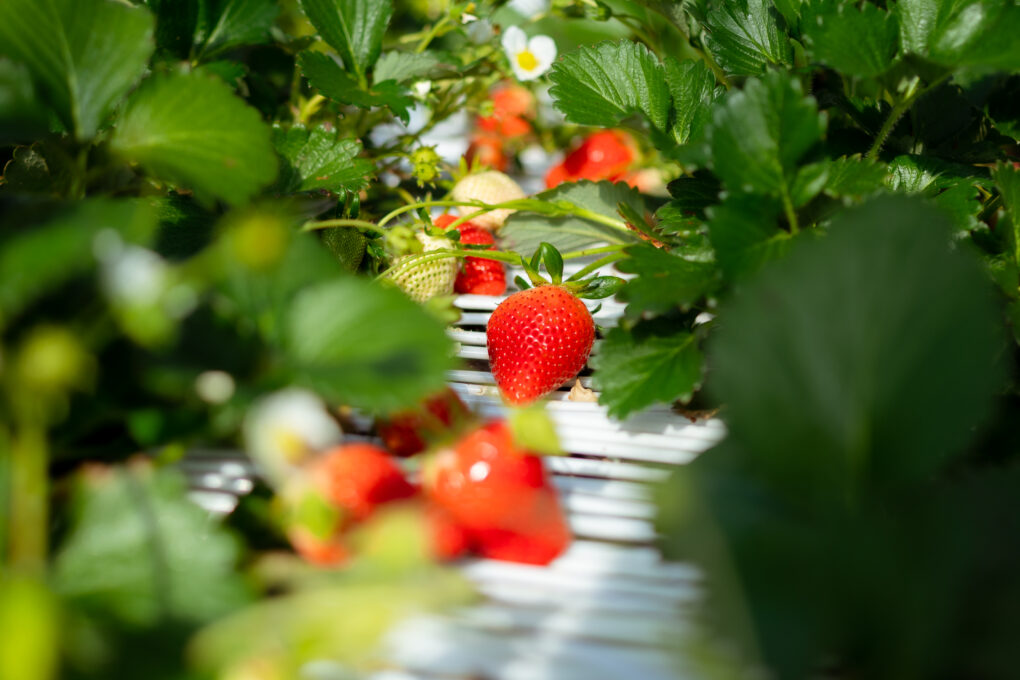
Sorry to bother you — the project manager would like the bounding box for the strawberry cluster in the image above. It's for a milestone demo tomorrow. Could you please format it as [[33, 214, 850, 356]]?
[[277, 389, 570, 567]]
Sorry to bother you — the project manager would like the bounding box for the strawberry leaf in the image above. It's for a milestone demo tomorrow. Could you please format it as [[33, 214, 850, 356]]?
[[615, 244, 719, 317], [664, 57, 719, 146], [548, 40, 671, 133], [194, 0, 279, 61], [285, 277, 455, 412], [0, 0, 154, 140], [703, 0, 793, 76], [592, 322, 703, 419], [706, 194, 793, 280], [110, 72, 278, 206], [300, 51, 413, 123], [897, 0, 1020, 71], [802, 2, 899, 78], [299, 0, 393, 82], [272, 124, 374, 196], [373, 50, 444, 84], [709, 70, 826, 199]]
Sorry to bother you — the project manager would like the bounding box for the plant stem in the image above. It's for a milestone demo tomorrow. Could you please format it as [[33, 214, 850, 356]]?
[[781, 188, 800, 235], [300, 219, 388, 236], [866, 73, 950, 159], [561, 244, 628, 260], [7, 425, 47, 572], [567, 253, 628, 281], [378, 198, 633, 234], [416, 16, 449, 53]]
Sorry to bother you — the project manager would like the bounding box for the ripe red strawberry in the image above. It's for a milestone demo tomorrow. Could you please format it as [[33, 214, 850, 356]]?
[[451, 170, 526, 231], [309, 443, 416, 521], [465, 133, 509, 172], [487, 285, 595, 405], [433, 214, 507, 296], [545, 130, 637, 189], [376, 385, 472, 457], [477, 83, 534, 139], [424, 420, 569, 565]]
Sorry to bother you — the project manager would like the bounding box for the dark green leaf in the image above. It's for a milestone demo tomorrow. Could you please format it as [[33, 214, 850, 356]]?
[[709, 71, 826, 198], [300, 0, 393, 80], [655, 202, 702, 237], [53, 465, 251, 626], [0, 0, 154, 139], [986, 76, 1020, 141], [548, 40, 671, 132], [709, 196, 1003, 499], [145, 0, 200, 59], [802, 2, 899, 78], [823, 157, 888, 198], [615, 243, 719, 317], [592, 323, 703, 419], [663, 57, 718, 145], [285, 277, 455, 412], [898, 0, 1020, 70], [110, 72, 278, 206], [0, 199, 156, 324], [790, 161, 830, 207], [1, 142, 73, 196], [577, 275, 625, 300], [0, 59, 48, 143], [666, 172, 722, 217], [273, 124, 374, 195], [931, 181, 982, 233], [537, 242, 564, 283], [992, 162, 1020, 266], [703, 0, 793, 76], [886, 155, 989, 194], [500, 180, 645, 256], [195, 59, 248, 89], [373, 50, 443, 84], [195, 0, 279, 60], [300, 51, 413, 123], [707, 193, 792, 279]]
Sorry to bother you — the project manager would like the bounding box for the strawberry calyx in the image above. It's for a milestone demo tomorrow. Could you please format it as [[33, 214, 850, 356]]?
[[516, 241, 625, 300]]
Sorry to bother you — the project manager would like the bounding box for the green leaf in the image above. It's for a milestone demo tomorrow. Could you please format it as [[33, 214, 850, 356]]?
[[0, 59, 48, 143], [285, 277, 455, 412], [709, 196, 1003, 499], [986, 75, 1020, 142], [703, 0, 793, 76], [548, 40, 671, 132], [885, 154, 987, 194], [53, 464, 251, 626], [373, 50, 442, 84], [195, 0, 279, 60], [300, 51, 413, 123], [707, 193, 792, 279], [144, 0, 200, 59], [0, 199, 155, 325], [592, 323, 704, 419], [111, 72, 278, 206], [666, 172, 722, 217], [663, 57, 719, 145], [1, 142, 73, 196], [802, 2, 899, 78], [499, 180, 645, 256], [273, 124, 374, 195], [709, 70, 826, 198], [0, 0, 154, 139], [823, 156, 888, 198], [897, 0, 1020, 70], [930, 181, 982, 233], [615, 244, 719, 318], [992, 162, 1020, 266], [789, 161, 830, 207], [300, 0, 393, 81]]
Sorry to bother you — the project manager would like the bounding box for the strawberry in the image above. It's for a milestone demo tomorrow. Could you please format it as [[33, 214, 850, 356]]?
[[433, 214, 507, 296], [376, 385, 472, 457], [424, 420, 569, 565], [465, 133, 509, 172], [383, 231, 458, 302], [544, 130, 637, 189], [486, 285, 595, 405], [451, 170, 526, 231], [309, 443, 416, 521]]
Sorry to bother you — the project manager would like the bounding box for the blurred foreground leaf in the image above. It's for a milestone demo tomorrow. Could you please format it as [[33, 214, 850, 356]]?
[[53, 464, 251, 627]]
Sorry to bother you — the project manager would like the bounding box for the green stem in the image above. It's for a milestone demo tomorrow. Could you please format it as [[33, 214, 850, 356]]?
[[781, 188, 800, 235], [561, 244, 628, 260], [301, 219, 388, 236], [7, 425, 47, 572], [416, 16, 449, 53], [866, 73, 950, 159], [567, 253, 628, 281], [378, 198, 633, 234]]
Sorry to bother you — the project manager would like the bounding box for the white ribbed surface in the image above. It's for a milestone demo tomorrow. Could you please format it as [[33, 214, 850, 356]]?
[[182, 268, 725, 679]]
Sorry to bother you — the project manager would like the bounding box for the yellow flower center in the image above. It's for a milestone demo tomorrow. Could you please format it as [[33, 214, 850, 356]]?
[[516, 50, 539, 71], [271, 428, 307, 463]]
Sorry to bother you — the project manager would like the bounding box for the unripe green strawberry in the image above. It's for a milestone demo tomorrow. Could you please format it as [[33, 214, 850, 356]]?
[[321, 227, 366, 272], [383, 232, 458, 302], [451, 170, 526, 231]]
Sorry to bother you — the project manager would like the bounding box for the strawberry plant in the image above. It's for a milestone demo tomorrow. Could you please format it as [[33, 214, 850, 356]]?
[[3, 0, 1020, 677]]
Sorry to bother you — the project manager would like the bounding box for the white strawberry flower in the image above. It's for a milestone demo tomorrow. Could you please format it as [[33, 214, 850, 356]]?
[[243, 388, 342, 486], [501, 26, 556, 82]]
